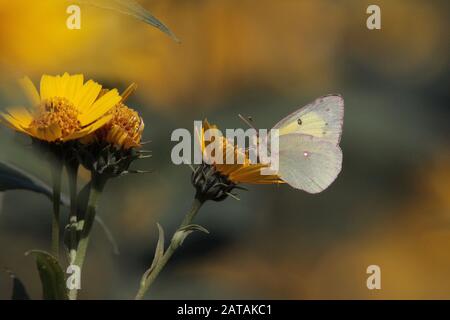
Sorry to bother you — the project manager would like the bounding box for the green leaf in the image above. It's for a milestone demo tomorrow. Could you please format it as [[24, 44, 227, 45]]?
[[151, 223, 165, 270], [75, 0, 180, 42], [25, 250, 68, 300], [141, 223, 165, 285], [0, 161, 69, 206], [0, 161, 52, 197], [3, 270, 30, 300], [173, 224, 209, 248]]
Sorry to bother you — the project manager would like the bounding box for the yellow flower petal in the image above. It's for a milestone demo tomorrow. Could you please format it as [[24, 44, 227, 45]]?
[[107, 125, 131, 148], [29, 123, 62, 142], [65, 74, 84, 103], [4, 106, 33, 127], [63, 114, 113, 141], [56, 72, 70, 98], [19, 77, 40, 107], [1, 112, 27, 133], [40, 75, 57, 100], [78, 89, 121, 126], [73, 80, 102, 113]]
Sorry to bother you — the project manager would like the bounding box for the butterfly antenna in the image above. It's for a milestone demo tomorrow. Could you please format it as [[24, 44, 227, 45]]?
[[238, 114, 262, 161], [238, 114, 257, 131]]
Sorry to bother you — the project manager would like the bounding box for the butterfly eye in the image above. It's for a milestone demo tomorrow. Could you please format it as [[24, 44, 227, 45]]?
[[297, 119, 302, 125]]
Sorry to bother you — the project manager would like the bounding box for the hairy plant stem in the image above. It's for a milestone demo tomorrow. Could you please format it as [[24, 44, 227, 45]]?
[[69, 174, 107, 300], [50, 161, 63, 260], [66, 162, 79, 264], [135, 196, 205, 300]]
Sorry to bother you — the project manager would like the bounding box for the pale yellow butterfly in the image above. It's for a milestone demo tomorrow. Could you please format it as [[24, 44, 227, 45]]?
[[272, 95, 344, 193]]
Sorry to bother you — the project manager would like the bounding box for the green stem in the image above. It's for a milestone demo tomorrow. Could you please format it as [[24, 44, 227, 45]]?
[[50, 162, 63, 260], [68, 174, 106, 300], [135, 197, 205, 300], [66, 162, 79, 264]]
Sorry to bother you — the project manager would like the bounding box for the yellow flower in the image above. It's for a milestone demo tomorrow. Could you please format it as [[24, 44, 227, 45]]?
[[82, 84, 144, 150], [199, 120, 283, 185], [1, 73, 121, 143]]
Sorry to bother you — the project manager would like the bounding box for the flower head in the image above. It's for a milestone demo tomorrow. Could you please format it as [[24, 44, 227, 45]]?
[[76, 84, 148, 180], [82, 84, 144, 150], [192, 120, 283, 202], [199, 120, 283, 185], [1, 73, 121, 143]]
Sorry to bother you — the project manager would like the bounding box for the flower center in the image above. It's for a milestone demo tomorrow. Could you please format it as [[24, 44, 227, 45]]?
[[31, 97, 81, 138]]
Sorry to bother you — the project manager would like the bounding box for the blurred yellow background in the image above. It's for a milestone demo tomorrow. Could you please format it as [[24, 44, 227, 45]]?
[[0, 0, 449, 299]]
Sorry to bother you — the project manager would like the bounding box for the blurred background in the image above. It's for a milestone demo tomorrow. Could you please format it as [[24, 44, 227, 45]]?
[[0, 0, 449, 299]]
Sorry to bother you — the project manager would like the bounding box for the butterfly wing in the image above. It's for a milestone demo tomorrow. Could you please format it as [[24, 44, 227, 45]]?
[[273, 94, 344, 145], [277, 133, 342, 193]]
